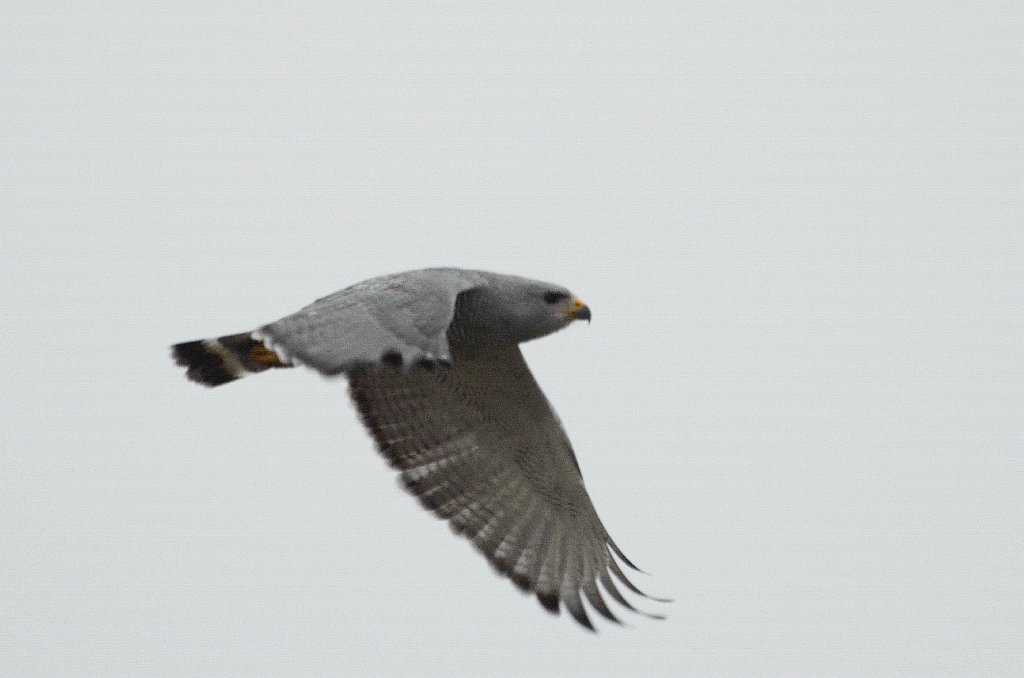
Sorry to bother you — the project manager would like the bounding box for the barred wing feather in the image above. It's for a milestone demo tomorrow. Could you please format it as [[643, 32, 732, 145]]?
[[348, 345, 663, 629]]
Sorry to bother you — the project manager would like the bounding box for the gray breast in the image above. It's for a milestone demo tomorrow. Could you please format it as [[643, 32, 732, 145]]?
[[445, 287, 521, 352]]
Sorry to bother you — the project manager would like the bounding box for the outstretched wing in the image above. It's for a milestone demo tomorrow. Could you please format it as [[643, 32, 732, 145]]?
[[256, 268, 487, 374], [348, 345, 663, 629]]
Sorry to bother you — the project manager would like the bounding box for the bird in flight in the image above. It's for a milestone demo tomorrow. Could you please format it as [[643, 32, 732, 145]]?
[[171, 267, 665, 629]]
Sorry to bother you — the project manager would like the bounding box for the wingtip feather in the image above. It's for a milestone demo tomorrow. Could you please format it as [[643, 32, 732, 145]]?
[[607, 549, 671, 603], [536, 591, 560, 614]]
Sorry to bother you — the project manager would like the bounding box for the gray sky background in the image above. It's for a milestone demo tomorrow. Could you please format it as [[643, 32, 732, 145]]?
[[2, 2, 1022, 676]]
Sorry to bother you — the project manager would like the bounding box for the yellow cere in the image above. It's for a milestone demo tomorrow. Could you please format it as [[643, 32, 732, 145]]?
[[566, 297, 585, 318]]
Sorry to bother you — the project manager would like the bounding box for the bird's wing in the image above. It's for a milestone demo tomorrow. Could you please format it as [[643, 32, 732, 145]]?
[[348, 345, 662, 629], [256, 268, 487, 374]]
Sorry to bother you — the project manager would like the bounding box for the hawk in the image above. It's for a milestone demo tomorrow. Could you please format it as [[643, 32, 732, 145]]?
[[171, 267, 665, 629]]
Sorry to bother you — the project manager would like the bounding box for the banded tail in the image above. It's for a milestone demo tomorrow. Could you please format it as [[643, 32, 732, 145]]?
[[171, 333, 292, 387]]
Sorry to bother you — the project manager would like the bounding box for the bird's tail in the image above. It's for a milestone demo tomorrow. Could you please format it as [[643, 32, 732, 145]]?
[[171, 332, 292, 387]]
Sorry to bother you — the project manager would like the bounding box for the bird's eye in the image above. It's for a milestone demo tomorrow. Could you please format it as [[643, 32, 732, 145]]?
[[543, 291, 568, 304]]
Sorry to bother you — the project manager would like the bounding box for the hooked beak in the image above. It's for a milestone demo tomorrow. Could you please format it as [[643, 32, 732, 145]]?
[[570, 299, 591, 323]]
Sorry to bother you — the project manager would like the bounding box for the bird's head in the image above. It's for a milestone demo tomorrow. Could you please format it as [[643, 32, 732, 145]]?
[[468, 274, 591, 345]]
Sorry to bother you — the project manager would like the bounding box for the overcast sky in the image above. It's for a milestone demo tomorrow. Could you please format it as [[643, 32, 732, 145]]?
[[2, 2, 1022, 676]]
